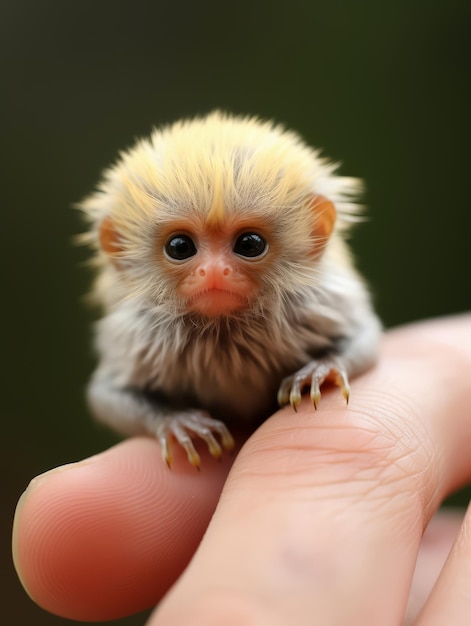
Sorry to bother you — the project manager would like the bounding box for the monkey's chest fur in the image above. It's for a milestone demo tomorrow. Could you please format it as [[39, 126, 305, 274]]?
[[98, 302, 342, 424]]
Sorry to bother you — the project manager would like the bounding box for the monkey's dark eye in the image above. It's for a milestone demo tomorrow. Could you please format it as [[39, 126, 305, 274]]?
[[164, 235, 197, 260], [233, 233, 267, 258]]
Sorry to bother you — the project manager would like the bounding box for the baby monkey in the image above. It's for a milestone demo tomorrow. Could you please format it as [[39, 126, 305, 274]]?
[[80, 112, 381, 469]]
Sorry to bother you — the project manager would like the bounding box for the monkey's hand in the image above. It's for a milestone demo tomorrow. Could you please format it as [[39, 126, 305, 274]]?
[[277, 359, 350, 411], [152, 410, 235, 470], [87, 378, 235, 470]]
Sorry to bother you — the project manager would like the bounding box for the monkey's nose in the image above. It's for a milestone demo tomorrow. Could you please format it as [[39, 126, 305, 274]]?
[[196, 260, 233, 288], [198, 264, 231, 277]]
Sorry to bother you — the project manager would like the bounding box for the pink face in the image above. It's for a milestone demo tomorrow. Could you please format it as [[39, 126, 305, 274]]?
[[98, 195, 336, 318], [161, 220, 271, 317]]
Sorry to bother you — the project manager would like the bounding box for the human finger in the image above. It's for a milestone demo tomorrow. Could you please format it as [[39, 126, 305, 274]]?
[[151, 315, 471, 625], [405, 508, 464, 625], [414, 503, 471, 625], [12, 436, 234, 622]]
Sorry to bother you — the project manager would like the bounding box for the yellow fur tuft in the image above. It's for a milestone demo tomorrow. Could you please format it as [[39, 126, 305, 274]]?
[[78, 111, 364, 307], [205, 167, 226, 227]]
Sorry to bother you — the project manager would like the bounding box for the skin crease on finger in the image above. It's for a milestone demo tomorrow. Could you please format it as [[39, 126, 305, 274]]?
[[150, 316, 471, 626], [12, 315, 471, 625]]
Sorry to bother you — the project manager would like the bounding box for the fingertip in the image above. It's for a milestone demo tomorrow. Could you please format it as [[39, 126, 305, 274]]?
[[12, 437, 232, 621], [12, 485, 35, 602]]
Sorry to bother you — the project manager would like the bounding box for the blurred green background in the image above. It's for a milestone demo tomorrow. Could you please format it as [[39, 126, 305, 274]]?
[[2, 0, 469, 624]]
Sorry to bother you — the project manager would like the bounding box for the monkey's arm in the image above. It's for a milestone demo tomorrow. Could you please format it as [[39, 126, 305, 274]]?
[[87, 375, 234, 469], [278, 301, 382, 411]]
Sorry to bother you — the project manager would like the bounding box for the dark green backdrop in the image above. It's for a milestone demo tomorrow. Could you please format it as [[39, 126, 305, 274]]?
[[2, 1, 470, 624]]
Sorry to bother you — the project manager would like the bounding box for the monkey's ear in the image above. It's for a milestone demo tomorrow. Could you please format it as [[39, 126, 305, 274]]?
[[99, 216, 124, 262], [309, 195, 336, 253]]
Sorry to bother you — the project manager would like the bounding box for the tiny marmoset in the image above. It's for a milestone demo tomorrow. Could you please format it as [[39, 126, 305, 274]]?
[[80, 112, 381, 469]]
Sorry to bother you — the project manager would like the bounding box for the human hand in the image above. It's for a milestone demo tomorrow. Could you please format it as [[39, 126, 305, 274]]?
[[13, 315, 471, 625]]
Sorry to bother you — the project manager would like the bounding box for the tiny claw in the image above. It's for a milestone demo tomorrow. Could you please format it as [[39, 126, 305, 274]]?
[[194, 427, 223, 461], [310, 377, 321, 410], [311, 390, 321, 410], [277, 376, 294, 407], [335, 369, 350, 405], [159, 435, 173, 469], [289, 391, 301, 412], [186, 447, 201, 470], [190, 414, 235, 456], [207, 436, 223, 461], [183, 442, 201, 470], [341, 385, 350, 405], [173, 423, 201, 469], [220, 429, 235, 453], [277, 388, 288, 407]]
